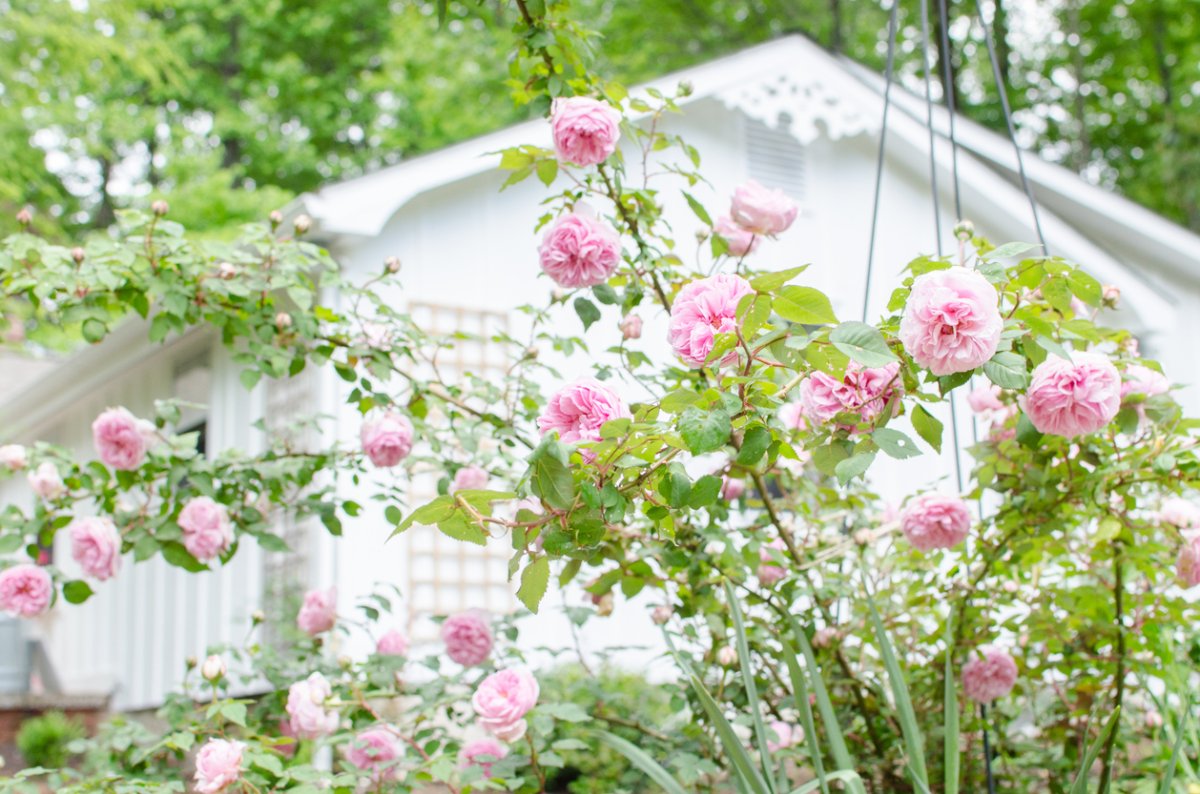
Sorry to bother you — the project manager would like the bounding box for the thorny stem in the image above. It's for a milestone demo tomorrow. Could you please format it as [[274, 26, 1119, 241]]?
[[595, 162, 672, 311], [526, 733, 548, 793], [1098, 541, 1126, 793]]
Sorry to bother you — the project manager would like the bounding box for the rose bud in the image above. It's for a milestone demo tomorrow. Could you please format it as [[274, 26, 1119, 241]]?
[[201, 654, 226, 682], [151, 200, 169, 217]]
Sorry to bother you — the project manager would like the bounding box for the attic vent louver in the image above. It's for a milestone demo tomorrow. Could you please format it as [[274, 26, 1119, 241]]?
[[744, 113, 806, 204]]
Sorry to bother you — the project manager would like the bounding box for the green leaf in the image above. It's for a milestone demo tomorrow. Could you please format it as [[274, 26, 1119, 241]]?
[[911, 405, 943, 453], [736, 424, 773, 466], [1158, 696, 1189, 794], [81, 318, 107, 343], [782, 647, 829, 794], [835, 452, 875, 485], [221, 702, 247, 727], [775, 286, 837, 325], [749, 265, 809, 293], [1067, 268, 1102, 306], [987, 241, 1039, 260], [686, 475, 722, 508], [536, 158, 558, 186], [865, 590, 929, 789], [1015, 413, 1043, 449], [678, 407, 731, 454], [944, 615, 960, 794], [1068, 708, 1121, 794], [161, 541, 208, 572], [517, 556, 551, 613], [725, 581, 777, 790], [592, 283, 619, 305], [871, 428, 921, 459], [0, 535, 23, 555], [687, 672, 771, 794], [529, 436, 576, 510], [593, 731, 689, 794], [436, 514, 487, 546], [62, 580, 94, 604], [683, 192, 712, 226], [239, 369, 262, 391], [573, 297, 601, 331], [829, 322, 896, 367], [982, 352, 1029, 389], [390, 496, 455, 537]]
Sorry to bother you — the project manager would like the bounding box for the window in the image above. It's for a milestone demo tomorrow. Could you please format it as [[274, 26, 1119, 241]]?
[[173, 354, 211, 457], [744, 114, 806, 203]]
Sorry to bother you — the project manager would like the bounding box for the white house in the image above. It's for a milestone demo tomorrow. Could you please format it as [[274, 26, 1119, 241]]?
[[2, 35, 1198, 711]]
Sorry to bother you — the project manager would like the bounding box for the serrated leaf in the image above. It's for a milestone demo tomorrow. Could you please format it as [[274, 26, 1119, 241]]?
[[749, 265, 809, 292], [911, 404, 943, 453], [775, 286, 837, 325], [983, 352, 1029, 389], [62, 580, 93, 604], [683, 192, 712, 226], [871, 427, 921, 459], [736, 424, 772, 466], [829, 322, 896, 367], [573, 297, 601, 331], [517, 556, 551, 613], [835, 452, 875, 484], [529, 436, 576, 510], [536, 158, 558, 186], [678, 407, 731, 454]]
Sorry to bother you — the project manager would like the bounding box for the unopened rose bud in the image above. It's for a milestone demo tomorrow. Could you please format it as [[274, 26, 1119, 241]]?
[[716, 646, 737, 667], [275, 312, 292, 330], [151, 200, 169, 217], [852, 528, 873, 546], [384, 256, 401, 274], [337, 654, 352, 670], [201, 654, 226, 682], [217, 262, 237, 280], [16, 207, 32, 227], [678, 80, 694, 97], [293, 214, 312, 235], [185, 655, 198, 670], [1120, 337, 1140, 356], [620, 314, 642, 340], [651, 605, 672, 625], [71, 247, 85, 264], [1102, 284, 1120, 307], [592, 591, 614, 617], [269, 210, 284, 227], [551, 288, 566, 302], [1145, 709, 1163, 729], [251, 610, 265, 625], [953, 219, 974, 240], [525, 346, 539, 359], [695, 227, 710, 243]]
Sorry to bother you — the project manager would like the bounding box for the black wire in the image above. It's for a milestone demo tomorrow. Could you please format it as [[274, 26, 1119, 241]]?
[[936, 0, 963, 219], [863, 0, 900, 324], [974, 0, 1049, 255], [981, 704, 998, 794], [920, 0, 943, 258]]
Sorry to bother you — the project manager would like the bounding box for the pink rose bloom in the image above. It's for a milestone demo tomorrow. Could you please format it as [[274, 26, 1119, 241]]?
[[538, 211, 622, 289], [460, 737, 508, 777], [297, 586, 337, 636], [667, 274, 754, 368], [442, 611, 493, 667], [69, 517, 122, 581], [713, 215, 760, 257], [757, 539, 787, 585], [345, 727, 403, 781], [1159, 497, 1200, 529], [962, 647, 1018, 704], [620, 313, 642, 340], [778, 401, 807, 431], [0, 444, 26, 471], [988, 405, 1019, 442], [1176, 535, 1200, 588], [1025, 352, 1121, 438], [729, 180, 798, 236], [286, 672, 339, 738], [798, 362, 902, 429], [193, 738, 244, 794], [27, 462, 65, 501], [376, 629, 409, 656], [900, 494, 972, 551], [721, 476, 745, 501], [1121, 364, 1169, 400], [360, 412, 414, 468], [472, 668, 540, 742], [0, 564, 52, 617], [537, 378, 630, 460], [766, 720, 802, 753], [92, 407, 148, 470], [551, 96, 622, 167], [967, 384, 1004, 414], [451, 465, 489, 493], [899, 268, 1002, 376], [178, 496, 233, 563]]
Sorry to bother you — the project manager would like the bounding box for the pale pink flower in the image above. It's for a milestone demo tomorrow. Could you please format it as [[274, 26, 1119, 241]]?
[[766, 720, 803, 753], [813, 627, 839, 648], [1176, 535, 1200, 588], [451, 465, 489, 493], [713, 215, 760, 256], [899, 268, 1002, 376], [620, 313, 643, 340], [539, 211, 622, 289], [472, 668, 539, 742], [551, 96, 622, 167], [966, 384, 1004, 414], [730, 180, 798, 236], [778, 402, 807, 431], [297, 587, 337, 636], [286, 673, 339, 738], [798, 362, 902, 429], [717, 646, 738, 666], [0, 564, 52, 617], [757, 539, 787, 585], [667, 274, 754, 368], [1159, 497, 1200, 529], [178, 496, 233, 563], [376, 629, 409, 657], [721, 476, 746, 501], [537, 379, 630, 460], [1025, 352, 1121, 438], [0, 444, 26, 471], [27, 462, 65, 501], [1121, 364, 1169, 401], [962, 647, 1018, 703], [92, 407, 148, 470], [900, 494, 971, 551], [69, 517, 122, 581], [442, 611, 493, 667], [360, 413, 414, 468], [345, 727, 403, 782], [460, 737, 508, 777], [193, 738, 244, 794], [651, 605, 672, 625]]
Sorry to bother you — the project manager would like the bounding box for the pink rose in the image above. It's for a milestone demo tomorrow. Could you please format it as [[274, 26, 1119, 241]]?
[[27, 462, 65, 501], [0, 444, 26, 471], [178, 496, 233, 563], [460, 737, 508, 777], [757, 539, 787, 585], [360, 413, 414, 468], [721, 476, 745, 501], [194, 738, 244, 794], [538, 211, 622, 289], [729, 180, 798, 236], [472, 668, 539, 742], [966, 384, 1004, 414], [69, 517, 122, 581], [537, 379, 630, 459], [1177, 536, 1200, 588], [961, 647, 1018, 704], [620, 313, 643, 340], [286, 672, 339, 738], [899, 268, 1002, 376], [297, 586, 337, 636], [713, 215, 760, 257], [345, 727, 403, 781], [900, 494, 971, 551], [376, 629, 409, 657], [778, 401, 807, 431], [92, 407, 148, 470], [551, 97, 622, 167], [1159, 497, 1200, 529], [1025, 352, 1121, 438], [1122, 364, 1169, 401], [766, 720, 802, 753], [442, 611, 493, 667], [0, 564, 52, 617], [667, 274, 754, 368], [798, 362, 902, 429], [451, 465, 489, 493]]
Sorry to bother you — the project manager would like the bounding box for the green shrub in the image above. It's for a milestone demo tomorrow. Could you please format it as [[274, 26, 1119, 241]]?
[[16, 710, 85, 769]]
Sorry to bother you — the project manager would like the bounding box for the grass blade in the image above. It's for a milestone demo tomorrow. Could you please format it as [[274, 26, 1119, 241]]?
[[1159, 706, 1187, 794], [782, 645, 829, 794], [787, 770, 864, 794], [943, 614, 960, 794], [865, 591, 930, 789], [1068, 707, 1121, 794], [689, 672, 772, 794], [725, 580, 778, 792], [593, 730, 689, 794]]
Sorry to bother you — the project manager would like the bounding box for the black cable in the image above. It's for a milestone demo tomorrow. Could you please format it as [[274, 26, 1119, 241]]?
[[981, 704, 998, 794], [936, 0, 963, 219], [862, 0, 900, 324], [920, 0, 944, 257]]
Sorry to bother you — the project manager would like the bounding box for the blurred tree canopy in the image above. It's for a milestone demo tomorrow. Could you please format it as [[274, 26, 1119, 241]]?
[[1, 0, 1197, 238]]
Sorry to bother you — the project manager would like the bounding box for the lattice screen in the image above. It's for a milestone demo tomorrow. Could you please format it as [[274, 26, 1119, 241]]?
[[744, 114, 807, 203]]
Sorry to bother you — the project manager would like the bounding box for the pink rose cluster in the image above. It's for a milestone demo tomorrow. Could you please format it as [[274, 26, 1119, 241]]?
[[92, 406, 154, 470], [193, 738, 244, 794], [537, 378, 630, 459], [1159, 497, 1200, 529], [472, 667, 539, 741], [551, 96, 622, 167], [729, 180, 798, 237], [0, 444, 26, 471], [538, 211, 622, 289], [900, 268, 1002, 376], [720, 475, 745, 501], [961, 647, 1018, 704], [713, 215, 760, 257], [345, 727, 403, 782], [286, 672, 339, 738], [797, 362, 901, 430], [28, 462, 65, 501], [297, 586, 337, 636], [900, 494, 972, 552], [967, 384, 1018, 442], [766, 720, 803, 753], [667, 274, 754, 368], [376, 628, 409, 657], [757, 539, 787, 586], [69, 516, 122, 581], [442, 611, 494, 667], [360, 412, 414, 467], [1024, 352, 1121, 438], [178, 496, 233, 563], [0, 564, 52, 617], [460, 737, 509, 777], [451, 465, 489, 493], [1176, 535, 1200, 588]]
